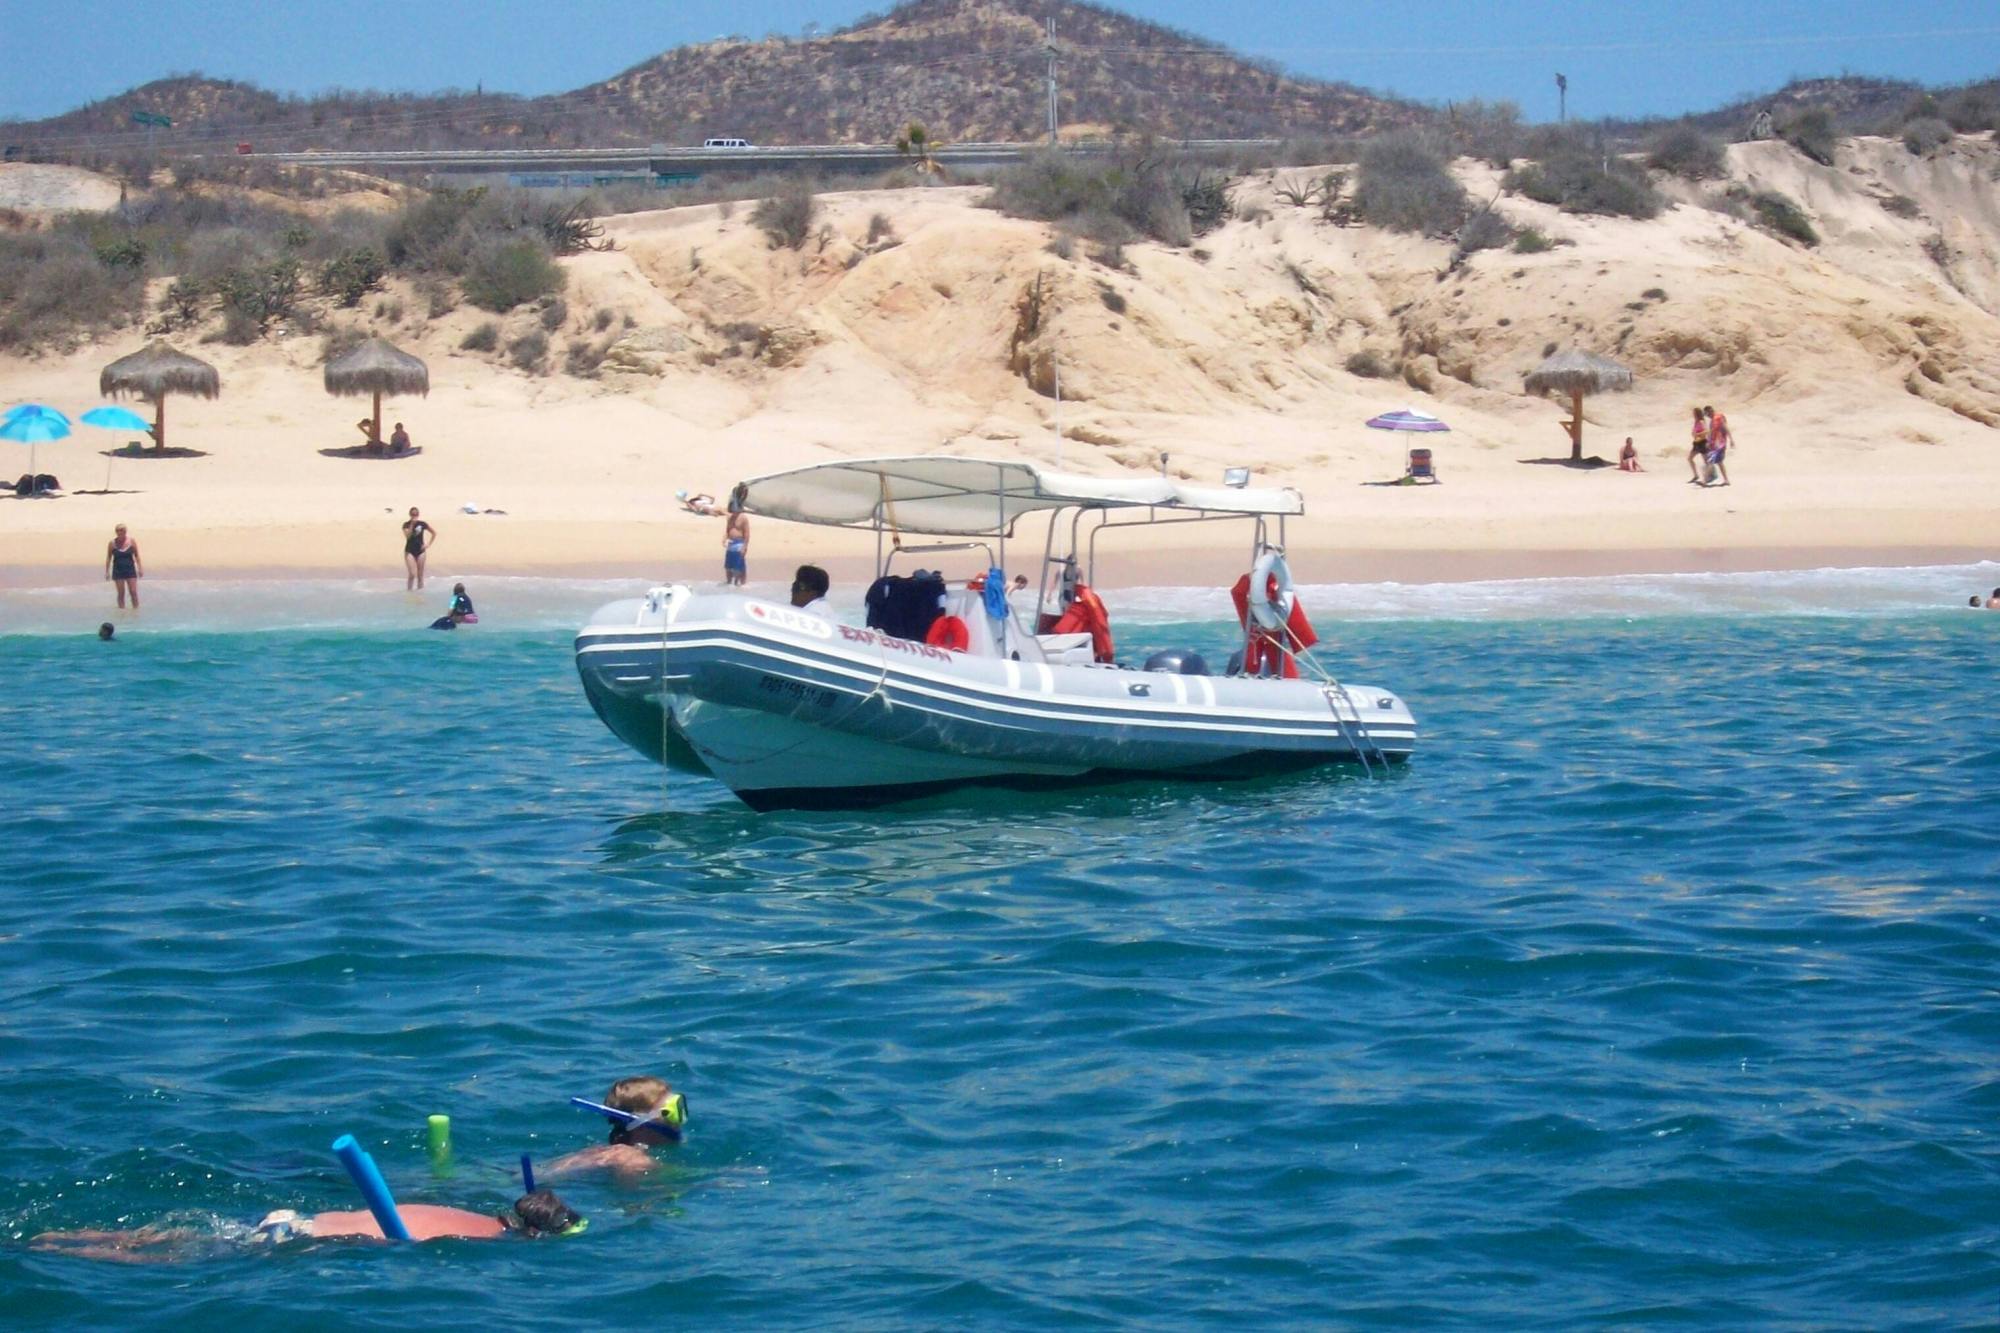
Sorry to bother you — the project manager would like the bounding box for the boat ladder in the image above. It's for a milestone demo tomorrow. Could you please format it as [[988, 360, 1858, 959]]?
[[1322, 680, 1389, 777]]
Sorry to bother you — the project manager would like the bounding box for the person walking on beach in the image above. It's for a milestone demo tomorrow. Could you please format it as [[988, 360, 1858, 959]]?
[[723, 487, 750, 587], [104, 523, 143, 609], [1705, 410, 1733, 487], [1687, 407, 1710, 483], [402, 507, 436, 590]]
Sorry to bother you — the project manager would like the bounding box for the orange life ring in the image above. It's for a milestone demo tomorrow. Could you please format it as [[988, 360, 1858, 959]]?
[[925, 614, 970, 652], [1229, 573, 1318, 678]]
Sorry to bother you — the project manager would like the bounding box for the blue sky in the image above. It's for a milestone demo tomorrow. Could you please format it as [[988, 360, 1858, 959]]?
[[7, 0, 1998, 123]]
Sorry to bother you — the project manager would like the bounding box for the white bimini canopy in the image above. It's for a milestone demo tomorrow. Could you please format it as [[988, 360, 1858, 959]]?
[[735, 456, 1303, 537]]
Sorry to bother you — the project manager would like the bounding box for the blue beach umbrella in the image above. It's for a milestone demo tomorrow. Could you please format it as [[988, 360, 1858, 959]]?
[[82, 405, 156, 491], [1, 404, 72, 495], [82, 405, 153, 432]]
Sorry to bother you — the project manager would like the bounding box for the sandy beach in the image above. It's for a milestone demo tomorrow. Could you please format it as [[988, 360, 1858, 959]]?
[[3, 136, 1996, 594]]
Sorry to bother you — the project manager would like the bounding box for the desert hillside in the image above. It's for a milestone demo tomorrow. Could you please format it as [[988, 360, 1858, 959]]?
[[0, 134, 1996, 581], [3, 0, 1415, 152]]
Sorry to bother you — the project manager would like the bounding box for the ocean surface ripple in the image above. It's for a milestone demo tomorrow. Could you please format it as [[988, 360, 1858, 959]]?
[[0, 606, 1994, 1327]]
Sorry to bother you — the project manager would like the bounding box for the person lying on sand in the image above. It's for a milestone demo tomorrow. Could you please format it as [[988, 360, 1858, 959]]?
[[31, 1189, 584, 1262], [545, 1075, 686, 1180], [678, 490, 720, 516]]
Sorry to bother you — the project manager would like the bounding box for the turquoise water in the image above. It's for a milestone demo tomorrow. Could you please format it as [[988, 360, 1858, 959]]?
[[1, 572, 1996, 1326]]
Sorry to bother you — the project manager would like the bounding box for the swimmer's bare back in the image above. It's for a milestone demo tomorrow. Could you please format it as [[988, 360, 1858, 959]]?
[[309, 1204, 508, 1240]]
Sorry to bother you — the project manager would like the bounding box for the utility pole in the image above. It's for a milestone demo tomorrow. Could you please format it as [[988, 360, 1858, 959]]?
[[1052, 343, 1063, 469], [1045, 18, 1059, 146], [1555, 72, 1567, 124]]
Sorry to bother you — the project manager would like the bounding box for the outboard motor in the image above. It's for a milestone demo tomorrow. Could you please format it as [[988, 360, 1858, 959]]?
[[1144, 649, 1210, 676]]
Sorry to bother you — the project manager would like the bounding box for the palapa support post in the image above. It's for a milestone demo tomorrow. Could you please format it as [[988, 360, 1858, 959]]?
[[1523, 349, 1632, 467], [99, 341, 221, 457], [324, 337, 428, 456]]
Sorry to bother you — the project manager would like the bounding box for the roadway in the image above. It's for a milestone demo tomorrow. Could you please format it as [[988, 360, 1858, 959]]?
[[246, 139, 1278, 178]]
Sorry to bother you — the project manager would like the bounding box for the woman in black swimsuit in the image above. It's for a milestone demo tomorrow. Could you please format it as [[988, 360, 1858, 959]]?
[[104, 523, 143, 609], [402, 507, 435, 590]]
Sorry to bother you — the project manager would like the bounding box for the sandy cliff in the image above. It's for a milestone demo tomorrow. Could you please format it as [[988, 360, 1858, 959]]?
[[1, 135, 1995, 584]]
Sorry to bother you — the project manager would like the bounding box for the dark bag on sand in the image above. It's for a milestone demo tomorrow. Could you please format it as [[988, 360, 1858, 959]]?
[[15, 473, 60, 495]]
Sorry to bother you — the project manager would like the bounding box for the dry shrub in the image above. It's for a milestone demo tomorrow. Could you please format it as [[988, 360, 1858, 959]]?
[[985, 147, 1201, 247], [0, 235, 145, 351], [751, 180, 820, 250], [1646, 122, 1726, 180], [1345, 350, 1392, 378], [1781, 109, 1837, 166], [463, 236, 564, 312], [1901, 117, 1954, 156], [507, 329, 549, 372], [1505, 132, 1662, 219], [1353, 131, 1467, 236], [460, 321, 500, 352], [1750, 190, 1818, 246]]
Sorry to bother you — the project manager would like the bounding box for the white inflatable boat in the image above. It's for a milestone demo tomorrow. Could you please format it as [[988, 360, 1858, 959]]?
[[576, 457, 1415, 809]]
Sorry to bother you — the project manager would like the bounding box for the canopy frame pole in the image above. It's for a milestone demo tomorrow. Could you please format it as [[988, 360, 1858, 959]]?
[[1567, 390, 1585, 462], [372, 389, 384, 448], [996, 464, 1008, 574], [152, 393, 166, 452]]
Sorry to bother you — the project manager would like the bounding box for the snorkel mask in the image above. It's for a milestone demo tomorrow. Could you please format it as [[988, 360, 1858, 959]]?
[[571, 1093, 688, 1141]]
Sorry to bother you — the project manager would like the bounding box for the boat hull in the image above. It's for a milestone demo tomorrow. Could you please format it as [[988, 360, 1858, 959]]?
[[577, 589, 1416, 809]]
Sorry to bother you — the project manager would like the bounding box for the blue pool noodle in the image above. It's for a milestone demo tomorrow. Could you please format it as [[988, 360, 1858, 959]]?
[[520, 1153, 536, 1194], [331, 1133, 413, 1241]]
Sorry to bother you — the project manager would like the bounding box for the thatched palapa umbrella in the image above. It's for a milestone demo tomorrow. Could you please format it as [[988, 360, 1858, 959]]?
[[1524, 349, 1634, 463], [324, 337, 428, 449], [99, 342, 221, 452]]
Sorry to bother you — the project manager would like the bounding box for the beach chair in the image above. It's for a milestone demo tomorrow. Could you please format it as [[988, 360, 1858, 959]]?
[[1404, 448, 1439, 484]]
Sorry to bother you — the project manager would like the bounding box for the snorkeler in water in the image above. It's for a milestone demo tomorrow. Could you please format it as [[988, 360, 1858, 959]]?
[[31, 1189, 584, 1262], [545, 1075, 687, 1179]]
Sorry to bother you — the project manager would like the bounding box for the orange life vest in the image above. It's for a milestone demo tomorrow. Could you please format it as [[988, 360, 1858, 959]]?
[[1049, 583, 1115, 663], [1229, 573, 1318, 679]]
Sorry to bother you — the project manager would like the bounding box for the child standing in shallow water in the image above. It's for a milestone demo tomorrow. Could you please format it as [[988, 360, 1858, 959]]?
[[105, 524, 143, 608]]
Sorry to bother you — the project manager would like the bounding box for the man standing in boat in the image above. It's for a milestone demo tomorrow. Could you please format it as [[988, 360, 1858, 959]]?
[[723, 484, 750, 587]]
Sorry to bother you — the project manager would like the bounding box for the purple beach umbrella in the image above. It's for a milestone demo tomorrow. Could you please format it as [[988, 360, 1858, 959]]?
[[1365, 408, 1450, 432]]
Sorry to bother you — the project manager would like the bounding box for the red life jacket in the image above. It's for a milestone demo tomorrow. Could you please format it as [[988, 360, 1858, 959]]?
[[1229, 574, 1317, 679], [1049, 583, 1115, 663]]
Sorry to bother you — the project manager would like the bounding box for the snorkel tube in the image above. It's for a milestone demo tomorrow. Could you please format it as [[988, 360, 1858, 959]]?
[[569, 1094, 687, 1141], [332, 1134, 413, 1241]]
